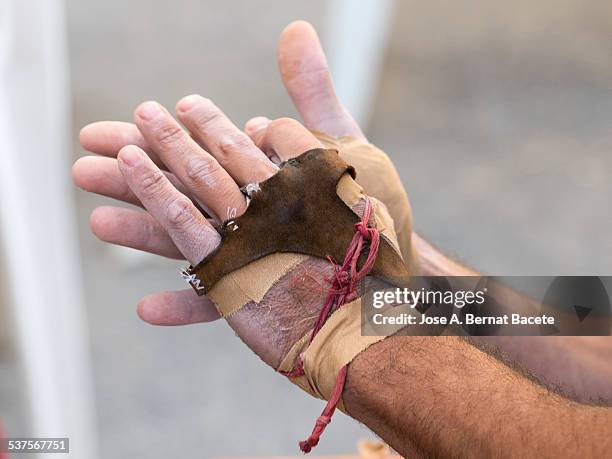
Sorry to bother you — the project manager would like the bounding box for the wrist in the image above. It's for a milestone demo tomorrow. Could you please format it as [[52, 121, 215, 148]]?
[[342, 336, 422, 455]]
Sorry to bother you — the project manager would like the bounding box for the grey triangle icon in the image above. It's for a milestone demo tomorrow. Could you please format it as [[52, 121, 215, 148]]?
[[574, 305, 592, 322]]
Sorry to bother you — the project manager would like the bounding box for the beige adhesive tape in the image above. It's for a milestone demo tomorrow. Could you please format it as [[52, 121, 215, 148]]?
[[313, 131, 414, 266], [277, 297, 388, 407], [337, 174, 402, 258], [302, 298, 386, 403], [208, 252, 308, 317]]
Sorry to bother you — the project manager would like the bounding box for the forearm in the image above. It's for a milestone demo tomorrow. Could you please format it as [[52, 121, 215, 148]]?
[[412, 233, 612, 403], [343, 335, 611, 458]]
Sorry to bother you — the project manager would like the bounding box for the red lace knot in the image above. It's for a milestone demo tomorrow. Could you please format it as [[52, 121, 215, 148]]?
[[330, 268, 351, 287], [354, 220, 370, 237], [299, 439, 318, 454], [297, 415, 332, 453]]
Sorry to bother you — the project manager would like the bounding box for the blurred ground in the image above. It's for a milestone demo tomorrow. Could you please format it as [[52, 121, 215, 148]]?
[[370, 0, 612, 275], [2, 0, 612, 457]]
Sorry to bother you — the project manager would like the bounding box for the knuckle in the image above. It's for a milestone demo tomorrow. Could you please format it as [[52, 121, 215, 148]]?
[[155, 124, 184, 146], [186, 155, 222, 182], [166, 196, 194, 227], [218, 131, 253, 156], [140, 169, 167, 198]]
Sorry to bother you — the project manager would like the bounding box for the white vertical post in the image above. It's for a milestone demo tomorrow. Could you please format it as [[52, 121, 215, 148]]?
[[0, 1, 98, 458], [324, 0, 397, 128]]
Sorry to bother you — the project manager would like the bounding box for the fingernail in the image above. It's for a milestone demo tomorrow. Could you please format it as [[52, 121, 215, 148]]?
[[176, 94, 200, 112], [120, 146, 143, 166], [137, 101, 163, 121]]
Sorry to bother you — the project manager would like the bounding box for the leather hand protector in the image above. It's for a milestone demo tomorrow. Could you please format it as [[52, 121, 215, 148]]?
[[181, 148, 414, 452]]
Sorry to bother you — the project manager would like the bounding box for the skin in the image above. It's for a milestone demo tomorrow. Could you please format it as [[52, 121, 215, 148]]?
[[415, 235, 612, 404], [73, 20, 612, 455], [344, 336, 611, 458]]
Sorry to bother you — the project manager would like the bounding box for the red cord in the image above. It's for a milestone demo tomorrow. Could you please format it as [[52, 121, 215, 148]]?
[[282, 198, 380, 453], [299, 365, 348, 453]]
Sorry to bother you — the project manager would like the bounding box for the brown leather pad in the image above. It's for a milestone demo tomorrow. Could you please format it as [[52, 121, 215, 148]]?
[[185, 148, 409, 295]]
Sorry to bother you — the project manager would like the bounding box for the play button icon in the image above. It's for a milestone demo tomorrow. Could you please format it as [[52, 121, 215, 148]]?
[[573, 305, 592, 322]]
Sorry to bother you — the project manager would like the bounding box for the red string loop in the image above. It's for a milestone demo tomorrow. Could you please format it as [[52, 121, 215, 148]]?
[[283, 198, 380, 453]]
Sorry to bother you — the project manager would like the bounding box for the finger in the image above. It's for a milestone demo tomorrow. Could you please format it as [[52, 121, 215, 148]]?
[[176, 95, 277, 184], [79, 121, 167, 167], [133, 101, 246, 221], [244, 116, 278, 162], [244, 116, 270, 139], [73, 156, 189, 207], [117, 145, 220, 265], [137, 289, 220, 326], [246, 117, 323, 162], [90, 206, 183, 259], [277, 20, 365, 140]]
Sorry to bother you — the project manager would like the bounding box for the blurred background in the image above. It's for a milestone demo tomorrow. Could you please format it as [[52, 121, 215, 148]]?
[[1, 0, 611, 457]]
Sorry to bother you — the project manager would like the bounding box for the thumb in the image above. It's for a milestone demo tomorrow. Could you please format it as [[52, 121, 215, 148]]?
[[277, 20, 365, 140]]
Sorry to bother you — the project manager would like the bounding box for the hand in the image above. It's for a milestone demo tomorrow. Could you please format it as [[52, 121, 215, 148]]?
[[73, 21, 410, 326], [91, 96, 391, 370]]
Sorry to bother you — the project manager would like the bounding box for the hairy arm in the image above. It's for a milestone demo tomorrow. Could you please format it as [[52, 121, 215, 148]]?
[[343, 335, 611, 458], [412, 233, 612, 404]]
